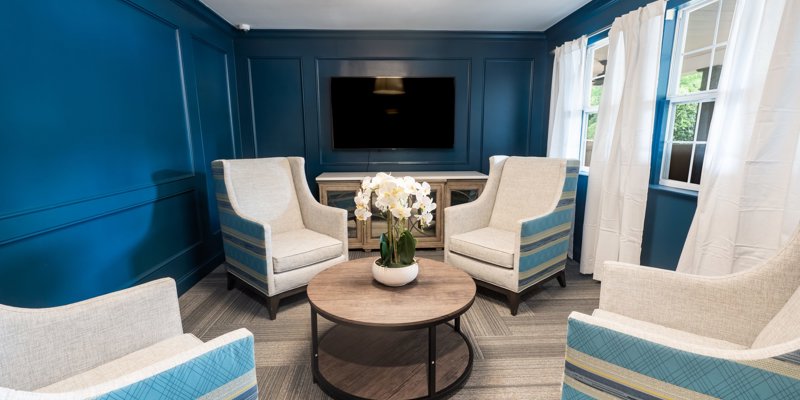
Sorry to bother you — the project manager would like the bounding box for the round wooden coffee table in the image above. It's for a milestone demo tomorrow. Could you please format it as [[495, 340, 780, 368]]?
[[307, 257, 476, 399]]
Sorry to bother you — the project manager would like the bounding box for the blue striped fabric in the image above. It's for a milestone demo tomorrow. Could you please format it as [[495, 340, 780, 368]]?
[[94, 335, 258, 400], [518, 159, 578, 291], [562, 317, 800, 399], [212, 161, 270, 292]]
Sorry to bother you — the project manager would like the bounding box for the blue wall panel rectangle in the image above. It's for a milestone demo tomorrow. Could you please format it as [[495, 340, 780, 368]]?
[[247, 58, 306, 158], [0, 190, 200, 307], [482, 59, 535, 171]]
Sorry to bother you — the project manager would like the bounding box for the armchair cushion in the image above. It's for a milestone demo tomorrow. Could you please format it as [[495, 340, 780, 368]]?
[[271, 229, 343, 273], [489, 157, 565, 232], [36, 334, 203, 393], [592, 309, 747, 351], [449, 227, 516, 269]]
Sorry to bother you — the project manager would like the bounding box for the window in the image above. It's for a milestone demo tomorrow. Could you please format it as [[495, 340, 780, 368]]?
[[661, 0, 737, 190], [580, 38, 608, 171]]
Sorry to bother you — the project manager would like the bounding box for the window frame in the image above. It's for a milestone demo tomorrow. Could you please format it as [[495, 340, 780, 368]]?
[[659, 0, 733, 191], [579, 37, 609, 173]]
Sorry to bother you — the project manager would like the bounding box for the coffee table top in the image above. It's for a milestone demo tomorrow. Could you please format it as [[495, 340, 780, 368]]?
[[307, 257, 476, 329]]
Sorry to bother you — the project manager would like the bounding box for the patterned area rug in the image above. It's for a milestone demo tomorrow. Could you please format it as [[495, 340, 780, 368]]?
[[179, 252, 599, 399]]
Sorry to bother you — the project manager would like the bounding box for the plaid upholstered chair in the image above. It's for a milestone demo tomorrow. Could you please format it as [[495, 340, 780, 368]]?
[[212, 157, 348, 319], [562, 227, 800, 398], [444, 156, 579, 315], [0, 278, 257, 399]]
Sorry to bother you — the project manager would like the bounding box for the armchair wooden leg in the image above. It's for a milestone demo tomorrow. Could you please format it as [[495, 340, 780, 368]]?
[[507, 292, 521, 316], [556, 270, 567, 288], [226, 272, 236, 291], [266, 296, 280, 320]]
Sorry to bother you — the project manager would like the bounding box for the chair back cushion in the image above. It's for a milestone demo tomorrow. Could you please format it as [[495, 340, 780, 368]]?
[[489, 157, 566, 231], [752, 286, 800, 348], [0, 279, 183, 391], [224, 158, 305, 234]]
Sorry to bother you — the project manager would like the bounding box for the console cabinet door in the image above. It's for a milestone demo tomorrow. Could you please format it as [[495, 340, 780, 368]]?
[[365, 182, 445, 250], [444, 181, 485, 208], [319, 183, 363, 250]]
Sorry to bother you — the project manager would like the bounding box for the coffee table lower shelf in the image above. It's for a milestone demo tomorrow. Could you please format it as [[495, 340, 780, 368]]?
[[311, 314, 473, 400]]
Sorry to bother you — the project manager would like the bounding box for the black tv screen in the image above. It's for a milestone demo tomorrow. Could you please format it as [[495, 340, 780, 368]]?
[[331, 77, 455, 149]]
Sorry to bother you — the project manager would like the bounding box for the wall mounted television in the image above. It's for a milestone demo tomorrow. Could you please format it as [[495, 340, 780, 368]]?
[[331, 77, 456, 149]]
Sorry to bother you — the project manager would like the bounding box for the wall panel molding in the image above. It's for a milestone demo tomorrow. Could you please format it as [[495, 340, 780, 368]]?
[[1, 0, 240, 306], [0, 183, 195, 247], [235, 31, 550, 190]]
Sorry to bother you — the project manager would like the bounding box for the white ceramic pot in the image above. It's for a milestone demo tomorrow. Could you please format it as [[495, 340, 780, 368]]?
[[372, 259, 419, 287]]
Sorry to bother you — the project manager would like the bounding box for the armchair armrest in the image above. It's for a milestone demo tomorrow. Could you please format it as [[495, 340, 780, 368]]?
[[0, 329, 258, 400], [218, 211, 273, 286], [445, 155, 507, 241], [288, 158, 348, 248], [599, 261, 781, 346], [563, 313, 800, 399], [444, 200, 493, 238], [516, 208, 573, 289], [0, 279, 183, 391], [304, 202, 348, 247]]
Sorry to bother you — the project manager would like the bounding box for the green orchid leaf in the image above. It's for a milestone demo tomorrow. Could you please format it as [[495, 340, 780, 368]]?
[[396, 230, 417, 265], [379, 233, 391, 266]]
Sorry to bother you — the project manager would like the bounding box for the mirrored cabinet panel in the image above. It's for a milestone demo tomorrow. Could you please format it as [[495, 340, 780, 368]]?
[[318, 172, 487, 250]]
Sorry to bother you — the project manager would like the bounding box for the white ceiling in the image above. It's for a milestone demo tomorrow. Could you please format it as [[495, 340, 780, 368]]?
[[200, 0, 593, 32]]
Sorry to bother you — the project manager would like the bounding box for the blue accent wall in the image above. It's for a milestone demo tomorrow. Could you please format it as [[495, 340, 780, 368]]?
[[234, 31, 550, 192], [1, 0, 704, 307], [546, 0, 697, 270], [0, 0, 239, 307]]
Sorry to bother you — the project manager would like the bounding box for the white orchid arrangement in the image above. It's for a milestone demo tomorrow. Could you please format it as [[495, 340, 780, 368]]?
[[354, 173, 436, 268]]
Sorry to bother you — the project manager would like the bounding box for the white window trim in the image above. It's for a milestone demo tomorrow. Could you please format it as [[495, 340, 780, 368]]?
[[579, 37, 609, 173], [659, 0, 730, 191]]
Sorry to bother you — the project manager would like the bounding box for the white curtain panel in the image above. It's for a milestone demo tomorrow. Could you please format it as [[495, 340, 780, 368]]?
[[677, 0, 800, 275], [548, 35, 587, 259], [548, 35, 588, 159], [580, 0, 666, 279]]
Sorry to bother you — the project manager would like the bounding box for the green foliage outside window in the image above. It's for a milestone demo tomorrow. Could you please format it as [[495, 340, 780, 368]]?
[[673, 72, 703, 141], [590, 83, 603, 107], [586, 113, 598, 140]]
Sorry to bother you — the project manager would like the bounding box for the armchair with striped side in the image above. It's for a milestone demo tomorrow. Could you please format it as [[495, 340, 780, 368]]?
[[212, 157, 348, 320], [0, 278, 257, 400], [445, 156, 579, 315], [562, 227, 800, 398]]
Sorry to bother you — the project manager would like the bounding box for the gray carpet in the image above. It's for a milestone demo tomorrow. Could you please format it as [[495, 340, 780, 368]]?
[[179, 251, 600, 399]]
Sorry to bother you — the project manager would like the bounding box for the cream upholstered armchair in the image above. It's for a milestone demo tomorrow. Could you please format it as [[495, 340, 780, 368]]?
[[445, 156, 578, 315], [562, 228, 800, 399], [0, 279, 256, 399], [212, 157, 348, 319]]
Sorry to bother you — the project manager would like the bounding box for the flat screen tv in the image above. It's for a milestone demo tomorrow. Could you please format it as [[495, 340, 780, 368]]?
[[331, 77, 455, 149]]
